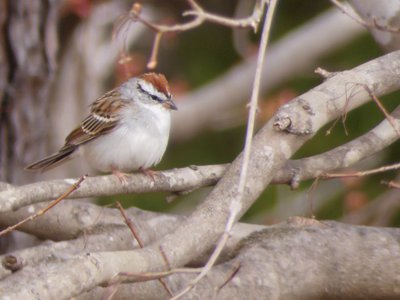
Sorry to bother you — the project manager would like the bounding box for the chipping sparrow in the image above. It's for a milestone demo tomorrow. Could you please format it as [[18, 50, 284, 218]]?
[[26, 73, 177, 181]]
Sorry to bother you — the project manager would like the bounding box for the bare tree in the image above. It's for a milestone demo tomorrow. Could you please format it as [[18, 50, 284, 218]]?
[[0, 1, 399, 299]]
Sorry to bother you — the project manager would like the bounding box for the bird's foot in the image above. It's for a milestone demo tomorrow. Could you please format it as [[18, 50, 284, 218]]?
[[112, 169, 130, 185], [139, 167, 157, 181]]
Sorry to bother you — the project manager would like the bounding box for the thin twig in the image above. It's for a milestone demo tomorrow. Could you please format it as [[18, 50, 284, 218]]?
[[184, 0, 265, 32], [110, 267, 203, 284], [169, 1, 278, 299], [159, 245, 172, 270], [116, 202, 144, 247], [103, 285, 119, 300], [325, 81, 400, 138], [315, 67, 337, 79], [147, 32, 163, 69], [364, 85, 400, 137], [306, 176, 320, 218], [216, 262, 241, 292], [114, 0, 267, 69], [325, 82, 361, 136], [0, 175, 87, 237], [323, 162, 400, 179], [116, 202, 173, 297]]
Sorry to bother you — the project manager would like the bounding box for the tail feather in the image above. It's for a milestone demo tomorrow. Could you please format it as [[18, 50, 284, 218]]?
[[25, 145, 77, 172]]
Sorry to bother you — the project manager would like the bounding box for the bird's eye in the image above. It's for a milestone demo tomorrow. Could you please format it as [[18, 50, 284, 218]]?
[[150, 94, 162, 102], [137, 82, 165, 103]]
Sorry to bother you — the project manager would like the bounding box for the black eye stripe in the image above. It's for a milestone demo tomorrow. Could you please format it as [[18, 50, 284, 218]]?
[[137, 83, 164, 103], [150, 94, 160, 102]]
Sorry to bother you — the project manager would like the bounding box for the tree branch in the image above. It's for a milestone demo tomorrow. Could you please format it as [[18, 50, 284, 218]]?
[[171, 7, 365, 141], [1, 101, 399, 212], [115, 0, 267, 68], [0, 165, 226, 212], [274, 103, 400, 187], [0, 201, 263, 283], [30, 220, 400, 299]]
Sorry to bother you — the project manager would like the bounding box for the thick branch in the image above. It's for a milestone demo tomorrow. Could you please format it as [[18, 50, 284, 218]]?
[[0, 165, 226, 212], [0, 201, 263, 280], [75, 221, 400, 299]]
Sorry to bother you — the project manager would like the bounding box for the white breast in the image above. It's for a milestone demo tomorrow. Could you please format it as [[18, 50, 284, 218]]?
[[82, 105, 171, 173]]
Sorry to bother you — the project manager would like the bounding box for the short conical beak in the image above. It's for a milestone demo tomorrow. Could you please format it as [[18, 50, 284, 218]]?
[[163, 99, 178, 110]]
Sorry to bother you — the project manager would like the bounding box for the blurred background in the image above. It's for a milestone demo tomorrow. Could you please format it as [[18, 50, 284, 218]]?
[[1, 0, 399, 228]]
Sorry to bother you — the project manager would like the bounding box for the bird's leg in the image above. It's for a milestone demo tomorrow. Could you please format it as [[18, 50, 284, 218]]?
[[112, 167, 130, 185], [139, 167, 156, 181]]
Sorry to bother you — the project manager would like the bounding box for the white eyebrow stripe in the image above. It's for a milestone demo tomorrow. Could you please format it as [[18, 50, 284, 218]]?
[[138, 81, 166, 100]]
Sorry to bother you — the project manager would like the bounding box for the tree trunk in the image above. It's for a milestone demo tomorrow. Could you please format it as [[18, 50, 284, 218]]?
[[0, 0, 59, 184]]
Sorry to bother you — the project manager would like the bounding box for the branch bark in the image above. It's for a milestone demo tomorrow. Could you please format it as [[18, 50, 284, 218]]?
[[0, 200, 263, 280], [274, 103, 400, 187], [0, 165, 226, 212], [0, 0, 60, 184], [76, 220, 400, 299]]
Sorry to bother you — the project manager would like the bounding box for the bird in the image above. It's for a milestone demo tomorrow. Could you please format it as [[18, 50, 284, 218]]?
[[26, 72, 177, 183]]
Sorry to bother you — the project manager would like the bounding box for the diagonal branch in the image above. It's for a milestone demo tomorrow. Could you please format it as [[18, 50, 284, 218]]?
[[273, 103, 400, 187]]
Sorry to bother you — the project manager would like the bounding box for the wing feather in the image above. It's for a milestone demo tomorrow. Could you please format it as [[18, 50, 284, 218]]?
[[65, 89, 127, 146], [26, 89, 130, 171]]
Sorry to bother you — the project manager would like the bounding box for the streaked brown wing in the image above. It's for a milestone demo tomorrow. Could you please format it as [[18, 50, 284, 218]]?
[[65, 89, 127, 146]]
